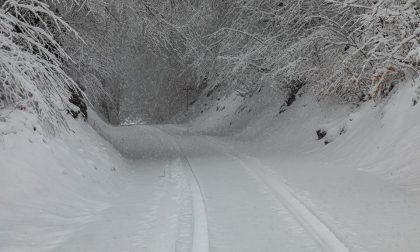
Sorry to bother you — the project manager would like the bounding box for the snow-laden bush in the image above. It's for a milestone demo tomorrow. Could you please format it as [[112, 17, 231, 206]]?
[[319, 0, 420, 100], [0, 0, 81, 132], [192, 0, 420, 102]]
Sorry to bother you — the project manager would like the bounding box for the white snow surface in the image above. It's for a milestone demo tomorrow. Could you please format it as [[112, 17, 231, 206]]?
[[2, 81, 420, 251]]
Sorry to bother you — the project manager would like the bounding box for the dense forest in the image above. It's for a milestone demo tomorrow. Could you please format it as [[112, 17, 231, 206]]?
[[1, 0, 419, 127]]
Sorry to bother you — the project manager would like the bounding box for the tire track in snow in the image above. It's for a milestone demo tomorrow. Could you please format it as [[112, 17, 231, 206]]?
[[153, 128, 210, 252], [171, 139, 210, 252], [208, 137, 350, 252]]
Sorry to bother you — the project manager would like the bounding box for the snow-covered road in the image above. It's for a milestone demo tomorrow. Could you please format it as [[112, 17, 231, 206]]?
[[53, 118, 346, 252], [174, 133, 347, 252], [51, 121, 350, 251], [65, 119, 420, 252]]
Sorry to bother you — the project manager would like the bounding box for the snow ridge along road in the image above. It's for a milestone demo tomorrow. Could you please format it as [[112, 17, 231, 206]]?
[[208, 137, 350, 252]]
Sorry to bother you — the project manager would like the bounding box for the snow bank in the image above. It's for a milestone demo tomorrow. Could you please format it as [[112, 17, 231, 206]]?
[[0, 110, 127, 251], [231, 79, 420, 190], [324, 80, 420, 189], [188, 75, 420, 189]]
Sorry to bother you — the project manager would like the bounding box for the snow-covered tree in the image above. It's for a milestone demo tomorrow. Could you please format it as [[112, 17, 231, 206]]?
[[192, 0, 420, 102], [0, 0, 83, 132], [318, 0, 420, 100], [2, 0, 418, 128]]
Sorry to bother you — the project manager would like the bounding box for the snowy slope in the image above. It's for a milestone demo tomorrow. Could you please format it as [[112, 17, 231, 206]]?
[[236, 79, 420, 189], [0, 110, 129, 251], [187, 77, 420, 189]]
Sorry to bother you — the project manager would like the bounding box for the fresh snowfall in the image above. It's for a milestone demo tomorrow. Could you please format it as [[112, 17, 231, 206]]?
[[1, 1, 420, 252]]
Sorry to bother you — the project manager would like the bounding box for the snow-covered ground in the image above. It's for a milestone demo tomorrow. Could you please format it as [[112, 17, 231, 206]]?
[[2, 81, 420, 251], [0, 109, 133, 251]]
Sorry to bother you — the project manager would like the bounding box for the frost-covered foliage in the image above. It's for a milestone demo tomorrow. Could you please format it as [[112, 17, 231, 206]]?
[[322, 0, 420, 100], [0, 0, 82, 132], [2, 0, 417, 128], [192, 0, 420, 102]]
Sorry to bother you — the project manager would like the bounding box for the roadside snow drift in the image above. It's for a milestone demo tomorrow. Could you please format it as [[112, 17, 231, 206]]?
[[0, 110, 127, 251]]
